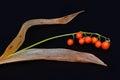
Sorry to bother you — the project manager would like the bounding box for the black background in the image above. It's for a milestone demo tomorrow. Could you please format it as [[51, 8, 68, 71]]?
[[0, 0, 118, 80]]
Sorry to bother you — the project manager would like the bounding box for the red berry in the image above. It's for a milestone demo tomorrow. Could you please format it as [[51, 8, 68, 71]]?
[[91, 37, 98, 44], [67, 39, 74, 46], [78, 38, 85, 45], [101, 41, 110, 50], [76, 32, 83, 39], [85, 36, 92, 43], [95, 41, 101, 48]]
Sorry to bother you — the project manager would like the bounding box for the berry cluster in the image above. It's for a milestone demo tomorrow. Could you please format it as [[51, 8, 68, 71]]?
[[67, 31, 110, 50]]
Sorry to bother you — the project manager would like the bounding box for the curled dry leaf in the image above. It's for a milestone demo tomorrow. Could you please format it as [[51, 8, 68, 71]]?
[[0, 48, 107, 66], [0, 10, 84, 60]]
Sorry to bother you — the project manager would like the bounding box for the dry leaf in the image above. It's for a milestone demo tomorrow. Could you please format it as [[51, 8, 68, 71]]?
[[0, 48, 107, 66]]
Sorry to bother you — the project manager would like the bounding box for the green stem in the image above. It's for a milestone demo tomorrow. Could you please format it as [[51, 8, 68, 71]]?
[[15, 32, 76, 54]]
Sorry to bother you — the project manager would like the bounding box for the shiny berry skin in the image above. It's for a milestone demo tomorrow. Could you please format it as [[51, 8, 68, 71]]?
[[67, 39, 74, 46], [76, 32, 83, 39], [85, 36, 92, 43], [95, 41, 101, 48], [78, 38, 85, 45], [101, 41, 110, 50], [91, 37, 98, 44]]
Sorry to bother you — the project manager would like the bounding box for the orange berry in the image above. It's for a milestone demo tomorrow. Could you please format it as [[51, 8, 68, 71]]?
[[85, 36, 92, 43], [79, 38, 85, 45], [101, 41, 110, 50], [91, 37, 98, 44], [95, 41, 101, 48], [76, 32, 83, 39], [67, 39, 74, 46]]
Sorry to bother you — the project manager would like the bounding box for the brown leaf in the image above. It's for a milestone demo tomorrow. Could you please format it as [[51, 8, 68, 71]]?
[[0, 48, 107, 66]]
